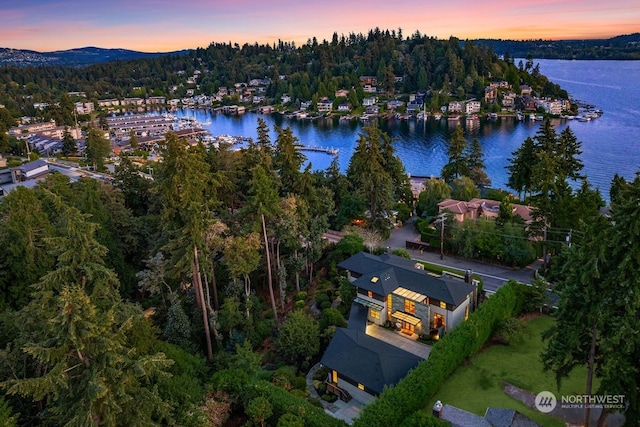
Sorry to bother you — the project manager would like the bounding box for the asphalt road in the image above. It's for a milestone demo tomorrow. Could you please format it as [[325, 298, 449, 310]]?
[[384, 218, 540, 293]]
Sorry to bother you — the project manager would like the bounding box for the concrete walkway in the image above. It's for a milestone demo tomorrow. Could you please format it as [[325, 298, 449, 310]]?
[[306, 362, 368, 425]]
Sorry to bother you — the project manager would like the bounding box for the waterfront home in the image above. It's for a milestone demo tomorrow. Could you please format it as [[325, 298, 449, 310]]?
[[146, 96, 166, 105], [365, 105, 380, 115], [409, 175, 435, 200], [502, 92, 516, 110], [387, 100, 404, 110], [448, 101, 465, 113], [317, 99, 333, 112], [362, 96, 378, 107], [485, 86, 498, 103], [465, 100, 481, 115], [280, 94, 292, 104]]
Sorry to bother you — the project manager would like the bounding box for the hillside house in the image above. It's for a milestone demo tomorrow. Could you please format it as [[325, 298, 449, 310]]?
[[320, 252, 476, 403], [339, 252, 476, 336]]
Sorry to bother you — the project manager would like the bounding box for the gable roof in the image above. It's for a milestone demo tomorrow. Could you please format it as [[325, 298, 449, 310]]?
[[338, 252, 475, 306], [320, 327, 422, 395], [16, 159, 48, 173]]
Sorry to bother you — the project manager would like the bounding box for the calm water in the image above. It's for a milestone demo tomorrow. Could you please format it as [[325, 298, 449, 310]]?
[[179, 59, 640, 202]]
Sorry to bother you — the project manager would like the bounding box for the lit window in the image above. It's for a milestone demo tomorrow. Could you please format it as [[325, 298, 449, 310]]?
[[404, 299, 415, 314], [368, 291, 373, 298], [440, 301, 447, 309], [358, 383, 365, 391], [370, 309, 380, 320]]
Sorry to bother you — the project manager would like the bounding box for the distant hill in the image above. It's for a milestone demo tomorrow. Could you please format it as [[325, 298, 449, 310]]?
[[2, 33, 639, 67], [0, 46, 190, 67], [475, 33, 640, 60]]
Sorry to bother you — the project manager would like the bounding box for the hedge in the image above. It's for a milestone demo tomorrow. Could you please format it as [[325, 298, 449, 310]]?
[[353, 280, 528, 427]]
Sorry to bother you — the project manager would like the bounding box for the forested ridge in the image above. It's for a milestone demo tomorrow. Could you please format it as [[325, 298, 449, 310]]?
[[477, 32, 640, 60], [0, 28, 568, 120]]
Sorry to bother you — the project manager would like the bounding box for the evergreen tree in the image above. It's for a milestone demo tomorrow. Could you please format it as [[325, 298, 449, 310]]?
[[85, 126, 111, 171], [556, 127, 584, 182], [1, 202, 173, 427], [273, 125, 305, 196], [156, 133, 218, 359], [0, 186, 55, 309], [507, 136, 536, 199], [466, 138, 491, 187], [61, 126, 77, 156], [441, 125, 469, 182], [242, 164, 281, 322], [346, 125, 393, 230], [379, 127, 412, 203]]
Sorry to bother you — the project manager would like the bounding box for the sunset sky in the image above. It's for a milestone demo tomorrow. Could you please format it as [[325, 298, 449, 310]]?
[[2, 0, 639, 52]]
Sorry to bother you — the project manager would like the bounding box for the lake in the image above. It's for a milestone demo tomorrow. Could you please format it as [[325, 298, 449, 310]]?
[[178, 59, 640, 202]]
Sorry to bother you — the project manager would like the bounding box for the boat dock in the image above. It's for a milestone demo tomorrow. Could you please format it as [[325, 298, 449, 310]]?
[[296, 145, 339, 156]]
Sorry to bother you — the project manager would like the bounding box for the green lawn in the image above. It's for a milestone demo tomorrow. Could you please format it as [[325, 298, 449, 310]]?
[[427, 315, 594, 427]]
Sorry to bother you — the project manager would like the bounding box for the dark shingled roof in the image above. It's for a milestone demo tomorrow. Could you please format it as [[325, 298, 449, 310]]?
[[338, 252, 475, 306], [346, 301, 369, 331], [320, 327, 422, 395], [17, 159, 48, 173], [440, 405, 540, 427], [441, 404, 492, 427]]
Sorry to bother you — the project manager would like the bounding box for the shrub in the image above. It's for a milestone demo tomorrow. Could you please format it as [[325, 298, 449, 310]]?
[[315, 293, 330, 309], [391, 248, 411, 259], [251, 381, 345, 427], [294, 291, 308, 302], [320, 308, 346, 329]]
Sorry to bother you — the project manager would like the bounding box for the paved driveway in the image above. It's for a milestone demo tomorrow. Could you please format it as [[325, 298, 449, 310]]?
[[365, 324, 432, 359]]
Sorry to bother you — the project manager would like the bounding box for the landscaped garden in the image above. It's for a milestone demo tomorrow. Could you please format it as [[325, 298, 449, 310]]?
[[428, 315, 594, 426]]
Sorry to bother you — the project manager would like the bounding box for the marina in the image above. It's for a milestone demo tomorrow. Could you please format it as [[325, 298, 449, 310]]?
[[106, 59, 639, 203]]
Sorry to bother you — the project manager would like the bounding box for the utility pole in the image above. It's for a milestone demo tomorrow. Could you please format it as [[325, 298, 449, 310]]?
[[566, 229, 572, 248], [542, 218, 548, 272], [438, 212, 447, 260]]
